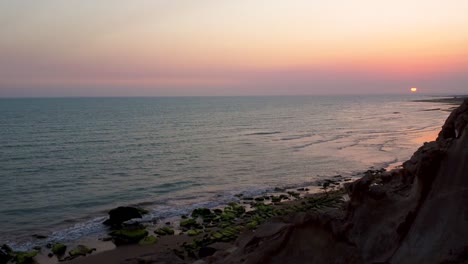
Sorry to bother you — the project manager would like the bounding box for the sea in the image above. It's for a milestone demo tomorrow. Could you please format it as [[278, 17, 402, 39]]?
[[0, 95, 453, 250]]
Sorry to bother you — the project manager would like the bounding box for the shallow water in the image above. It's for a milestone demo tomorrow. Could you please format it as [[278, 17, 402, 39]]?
[[0, 95, 452, 249]]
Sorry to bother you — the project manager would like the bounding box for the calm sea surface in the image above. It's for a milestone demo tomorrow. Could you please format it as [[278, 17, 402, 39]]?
[[0, 95, 452, 249]]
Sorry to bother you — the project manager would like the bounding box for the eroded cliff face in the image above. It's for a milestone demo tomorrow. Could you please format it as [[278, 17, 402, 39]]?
[[215, 100, 468, 264]]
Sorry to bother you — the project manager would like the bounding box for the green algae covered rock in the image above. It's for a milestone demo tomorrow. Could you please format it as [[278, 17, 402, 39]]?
[[14, 250, 38, 264], [220, 211, 236, 221], [51, 243, 67, 256], [191, 208, 212, 218], [271, 196, 282, 203], [226, 203, 245, 216], [68, 245, 95, 258], [137, 208, 149, 215], [246, 220, 259, 229], [154, 226, 175, 236], [187, 229, 203, 236], [180, 218, 201, 229], [110, 228, 148, 244], [138, 235, 158, 245]]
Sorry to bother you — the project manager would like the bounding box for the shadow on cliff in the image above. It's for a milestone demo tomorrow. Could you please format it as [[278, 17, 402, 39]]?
[[215, 99, 468, 264]]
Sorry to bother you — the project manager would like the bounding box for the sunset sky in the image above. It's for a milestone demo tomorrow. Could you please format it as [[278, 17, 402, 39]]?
[[1, 0, 467, 97]]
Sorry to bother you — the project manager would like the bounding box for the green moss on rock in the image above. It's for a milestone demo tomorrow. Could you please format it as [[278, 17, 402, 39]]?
[[180, 218, 200, 229], [187, 229, 203, 236], [110, 228, 148, 244], [191, 208, 212, 218], [14, 251, 38, 264], [68, 245, 95, 257], [138, 235, 158, 245], [154, 226, 175, 236], [246, 221, 259, 229], [51, 243, 67, 255]]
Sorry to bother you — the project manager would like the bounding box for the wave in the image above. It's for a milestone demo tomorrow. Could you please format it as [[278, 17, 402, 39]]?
[[280, 134, 313, 141], [245, 131, 281, 136]]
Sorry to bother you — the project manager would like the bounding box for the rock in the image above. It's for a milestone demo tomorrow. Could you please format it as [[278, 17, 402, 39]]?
[[254, 197, 264, 202], [32, 234, 47, 239], [198, 247, 217, 258], [192, 208, 216, 222], [271, 196, 282, 203], [51, 243, 67, 256], [110, 227, 149, 245], [179, 218, 200, 229], [138, 235, 158, 245], [225, 203, 245, 217], [154, 227, 175, 236], [47, 253, 53, 258], [0, 245, 13, 264], [1, 245, 12, 255], [287, 191, 301, 199], [220, 212, 236, 221], [68, 245, 95, 258], [0, 250, 10, 264], [246, 221, 258, 229], [103, 206, 145, 226], [0, 253, 8, 264], [213, 209, 223, 215], [14, 251, 38, 264], [187, 229, 203, 236]]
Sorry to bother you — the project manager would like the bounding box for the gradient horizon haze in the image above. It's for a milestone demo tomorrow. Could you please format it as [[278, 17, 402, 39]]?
[[1, 0, 468, 97]]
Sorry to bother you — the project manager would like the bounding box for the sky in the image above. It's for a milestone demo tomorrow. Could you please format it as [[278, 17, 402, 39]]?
[[1, 0, 468, 97]]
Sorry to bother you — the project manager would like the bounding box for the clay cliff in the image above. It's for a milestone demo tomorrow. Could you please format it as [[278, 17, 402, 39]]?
[[214, 99, 468, 264]]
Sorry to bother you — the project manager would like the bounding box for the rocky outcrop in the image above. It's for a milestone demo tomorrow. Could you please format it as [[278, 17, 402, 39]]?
[[103, 206, 146, 226], [214, 99, 468, 264]]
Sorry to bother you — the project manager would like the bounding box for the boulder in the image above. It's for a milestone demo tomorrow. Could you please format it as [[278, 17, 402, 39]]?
[[51, 243, 67, 256], [154, 227, 175, 236], [103, 206, 145, 226], [68, 245, 95, 258], [14, 251, 38, 264], [138, 235, 158, 246], [110, 227, 148, 245], [0, 245, 12, 263], [179, 218, 201, 229]]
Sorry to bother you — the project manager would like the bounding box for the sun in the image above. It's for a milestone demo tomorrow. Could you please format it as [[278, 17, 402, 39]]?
[[410, 87, 418, 92]]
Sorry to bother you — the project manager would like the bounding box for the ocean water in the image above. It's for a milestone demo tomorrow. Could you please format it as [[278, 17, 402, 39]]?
[[0, 95, 452, 249]]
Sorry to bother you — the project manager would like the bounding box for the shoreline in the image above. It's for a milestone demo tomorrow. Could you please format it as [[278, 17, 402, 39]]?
[[62, 173, 367, 264], [11, 170, 365, 264]]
